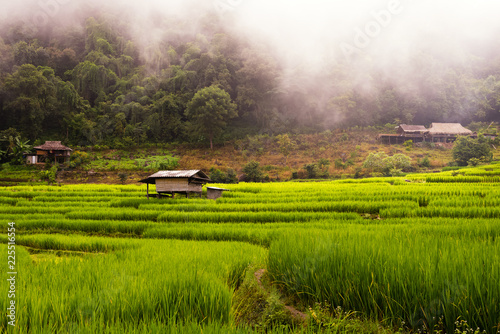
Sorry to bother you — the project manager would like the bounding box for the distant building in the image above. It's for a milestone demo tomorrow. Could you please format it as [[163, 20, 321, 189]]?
[[426, 123, 473, 142], [379, 123, 474, 144], [26, 141, 72, 165], [139, 170, 212, 198], [396, 124, 428, 136]]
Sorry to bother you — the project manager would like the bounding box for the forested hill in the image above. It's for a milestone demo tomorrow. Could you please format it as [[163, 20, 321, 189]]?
[[1, 2, 500, 147]]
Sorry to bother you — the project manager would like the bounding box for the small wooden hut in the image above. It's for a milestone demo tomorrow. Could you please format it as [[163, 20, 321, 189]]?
[[26, 141, 72, 165], [378, 124, 428, 144], [396, 125, 428, 142], [206, 187, 230, 200], [139, 170, 211, 198], [379, 123, 474, 144]]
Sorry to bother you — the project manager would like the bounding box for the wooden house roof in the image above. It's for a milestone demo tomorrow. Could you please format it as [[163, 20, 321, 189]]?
[[399, 125, 428, 133], [206, 187, 230, 191], [139, 170, 211, 184], [34, 141, 72, 151], [428, 123, 473, 135]]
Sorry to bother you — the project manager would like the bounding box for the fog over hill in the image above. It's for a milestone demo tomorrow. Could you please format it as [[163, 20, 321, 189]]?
[[1, 0, 499, 143], [4, 0, 500, 70]]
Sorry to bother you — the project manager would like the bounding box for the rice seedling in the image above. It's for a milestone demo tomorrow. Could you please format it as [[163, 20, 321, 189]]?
[[1, 165, 499, 333]]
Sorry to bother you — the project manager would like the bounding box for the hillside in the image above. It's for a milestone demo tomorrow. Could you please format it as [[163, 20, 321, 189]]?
[[55, 129, 476, 184]]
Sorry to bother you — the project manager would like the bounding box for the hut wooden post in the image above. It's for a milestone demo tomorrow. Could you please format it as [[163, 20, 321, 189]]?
[[146, 183, 149, 199]]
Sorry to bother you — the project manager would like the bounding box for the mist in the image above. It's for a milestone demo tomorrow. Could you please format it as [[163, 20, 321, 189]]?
[[4, 0, 500, 65], [2, 0, 500, 129]]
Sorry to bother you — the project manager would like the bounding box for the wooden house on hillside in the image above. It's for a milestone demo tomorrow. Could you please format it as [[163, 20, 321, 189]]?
[[397, 125, 428, 137], [379, 124, 428, 144], [26, 141, 72, 165], [139, 170, 212, 198], [427, 123, 473, 142], [379, 123, 474, 144]]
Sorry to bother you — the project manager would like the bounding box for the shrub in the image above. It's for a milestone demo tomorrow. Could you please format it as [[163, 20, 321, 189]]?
[[70, 151, 90, 168], [39, 165, 58, 184], [468, 158, 481, 167], [303, 164, 319, 179], [210, 168, 239, 184], [452, 136, 492, 166], [243, 161, 264, 182], [363, 152, 411, 176], [419, 156, 431, 168], [226, 168, 238, 184], [210, 168, 227, 183], [118, 173, 128, 184]]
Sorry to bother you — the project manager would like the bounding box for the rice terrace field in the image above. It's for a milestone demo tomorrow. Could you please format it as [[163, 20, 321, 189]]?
[[1, 164, 500, 333]]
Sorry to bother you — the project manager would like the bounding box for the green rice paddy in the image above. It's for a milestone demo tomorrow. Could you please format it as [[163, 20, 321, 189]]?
[[1, 163, 500, 333]]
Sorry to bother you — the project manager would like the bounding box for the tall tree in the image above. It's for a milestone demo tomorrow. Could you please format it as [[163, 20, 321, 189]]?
[[185, 85, 237, 149], [236, 48, 278, 127], [2, 64, 57, 139]]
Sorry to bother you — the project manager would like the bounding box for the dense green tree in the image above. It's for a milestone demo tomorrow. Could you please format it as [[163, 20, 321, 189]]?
[[242, 161, 264, 182], [185, 85, 237, 149], [452, 136, 492, 166], [236, 49, 278, 127], [0, 38, 13, 75], [68, 60, 118, 105], [2, 65, 57, 139]]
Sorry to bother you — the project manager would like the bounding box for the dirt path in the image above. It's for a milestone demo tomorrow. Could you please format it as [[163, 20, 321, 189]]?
[[254, 269, 307, 321]]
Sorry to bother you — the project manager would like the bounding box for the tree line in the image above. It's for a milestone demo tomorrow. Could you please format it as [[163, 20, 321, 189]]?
[[1, 11, 500, 149]]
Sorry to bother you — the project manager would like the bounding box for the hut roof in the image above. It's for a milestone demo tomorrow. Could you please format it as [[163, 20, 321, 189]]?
[[428, 123, 472, 135], [399, 125, 428, 132], [139, 170, 211, 184], [206, 187, 230, 191], [34, 141, 72, 151]]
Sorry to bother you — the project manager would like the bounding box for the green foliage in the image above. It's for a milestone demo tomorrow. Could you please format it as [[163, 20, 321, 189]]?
[[69, 150, 90, 168], [363, 152, 412, 176], [118, 172, 128, 184], [185, 85, 237, 150], [385, 153, 412, 171], [276, 134, 296, 165], [84, 153, 179, 171], [468, 158, 481, 167], [419, 156, 431, 168], [39, 165, 58, 184], [308, 303, 357, 332], [334, 159, 344, 169], [242, 161, 264, 182], [362, 152, 389, 172], [303, 160, 330, 178], [303, 163, 319, 179], [452, 136, 492, 166], [210, 168, 239, 184], [403, 140, 413, 150], [1, 11, 500, 148]]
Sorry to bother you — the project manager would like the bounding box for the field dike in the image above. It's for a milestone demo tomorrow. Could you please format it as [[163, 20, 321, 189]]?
[[232, 265, 306, 331]]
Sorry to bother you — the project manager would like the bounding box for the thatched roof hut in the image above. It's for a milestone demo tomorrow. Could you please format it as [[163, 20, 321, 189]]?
[[427, 123, 473, 136], [27, 141, 72, 165], [34, 141, 73, 151], [397, 125, 428, 134]]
